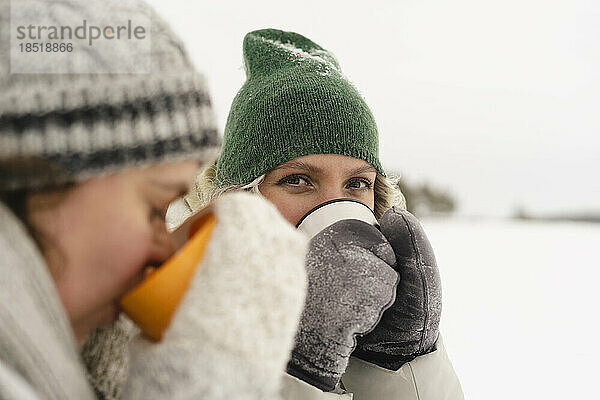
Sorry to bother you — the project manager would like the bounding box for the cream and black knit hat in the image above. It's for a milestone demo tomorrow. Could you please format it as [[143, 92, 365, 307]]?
[[0, 0, 221, 191]]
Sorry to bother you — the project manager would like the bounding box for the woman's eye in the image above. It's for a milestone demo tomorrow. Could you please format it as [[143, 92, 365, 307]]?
[[150, 206, 166, 221], [346, 178, 372, 190], [278, 175, 312, 187]]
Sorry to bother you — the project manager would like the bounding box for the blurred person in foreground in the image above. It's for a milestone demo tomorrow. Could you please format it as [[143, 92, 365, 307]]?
[[173, 29, 464, 399], [0, 2, 308, 399]]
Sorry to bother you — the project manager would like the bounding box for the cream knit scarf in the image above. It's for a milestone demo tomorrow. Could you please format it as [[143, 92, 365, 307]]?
[[0, 203, 95, 399]]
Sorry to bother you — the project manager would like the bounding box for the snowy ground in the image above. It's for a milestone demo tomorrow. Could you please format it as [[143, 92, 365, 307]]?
[[420, 217, 600, 399]]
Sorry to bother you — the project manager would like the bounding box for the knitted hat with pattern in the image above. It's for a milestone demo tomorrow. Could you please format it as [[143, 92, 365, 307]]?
[[0, 0, 221, 191], [215, 28, 383, 187]]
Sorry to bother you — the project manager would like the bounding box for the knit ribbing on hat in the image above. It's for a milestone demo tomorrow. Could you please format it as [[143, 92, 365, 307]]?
[[0, 0, 221, 191], [0, 73, 220, 190], [215, 29, 384, 187]]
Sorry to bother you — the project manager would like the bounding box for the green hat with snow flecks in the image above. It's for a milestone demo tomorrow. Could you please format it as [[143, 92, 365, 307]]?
[[215, 28, 384, 187]]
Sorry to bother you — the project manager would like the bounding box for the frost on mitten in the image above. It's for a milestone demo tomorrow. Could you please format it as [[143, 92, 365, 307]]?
[[287, 219, 399, 392]]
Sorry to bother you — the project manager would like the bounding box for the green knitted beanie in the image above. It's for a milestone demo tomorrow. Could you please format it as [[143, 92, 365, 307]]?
[[215, 28, 384, 187]]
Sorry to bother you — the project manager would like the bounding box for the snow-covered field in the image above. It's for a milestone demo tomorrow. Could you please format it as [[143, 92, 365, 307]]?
[[421, 217, 600, 399]]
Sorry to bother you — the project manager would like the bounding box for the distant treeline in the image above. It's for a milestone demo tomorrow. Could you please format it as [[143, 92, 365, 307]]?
[[392, 174, 456, 217], [513, 207, 600, 223]]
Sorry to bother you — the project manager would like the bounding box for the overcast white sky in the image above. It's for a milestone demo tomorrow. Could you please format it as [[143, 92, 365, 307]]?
[[147, 0, 599, 216]]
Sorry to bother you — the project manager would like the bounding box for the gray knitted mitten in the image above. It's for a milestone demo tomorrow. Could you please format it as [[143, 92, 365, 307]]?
[[286, 219, 399, 392], [353, 208, 442, 370]]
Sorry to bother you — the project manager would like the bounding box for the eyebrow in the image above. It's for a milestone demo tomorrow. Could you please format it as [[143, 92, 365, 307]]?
[[149, 179, 191, 196], [275, 161, 377, 176], [347, 165, 377, 175], [275, 160, 324, 174]]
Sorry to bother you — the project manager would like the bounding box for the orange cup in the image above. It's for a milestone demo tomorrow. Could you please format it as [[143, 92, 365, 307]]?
[[119, 210, 216, 341]]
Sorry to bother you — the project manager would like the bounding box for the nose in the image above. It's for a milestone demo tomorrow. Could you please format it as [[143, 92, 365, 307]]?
[[316, 186, 347, 206], [150, 220, 176, 264]]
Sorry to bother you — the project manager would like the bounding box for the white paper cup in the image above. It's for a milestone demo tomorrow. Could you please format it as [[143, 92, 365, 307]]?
[[296, 198, 379, 238]]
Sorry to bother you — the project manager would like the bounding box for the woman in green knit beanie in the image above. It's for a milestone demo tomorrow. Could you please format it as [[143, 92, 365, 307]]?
[[179, 28, 463, 399], [185, 28, 404, 222]]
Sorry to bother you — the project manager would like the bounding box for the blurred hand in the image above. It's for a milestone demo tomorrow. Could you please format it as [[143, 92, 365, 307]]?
[[122, 192, 309, 399]]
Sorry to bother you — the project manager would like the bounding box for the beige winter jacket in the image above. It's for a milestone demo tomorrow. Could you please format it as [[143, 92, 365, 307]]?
[[281, 335, 463, 399]]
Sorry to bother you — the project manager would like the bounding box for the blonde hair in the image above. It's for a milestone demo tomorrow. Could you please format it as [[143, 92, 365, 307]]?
[[185, 159, 406, 221]]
